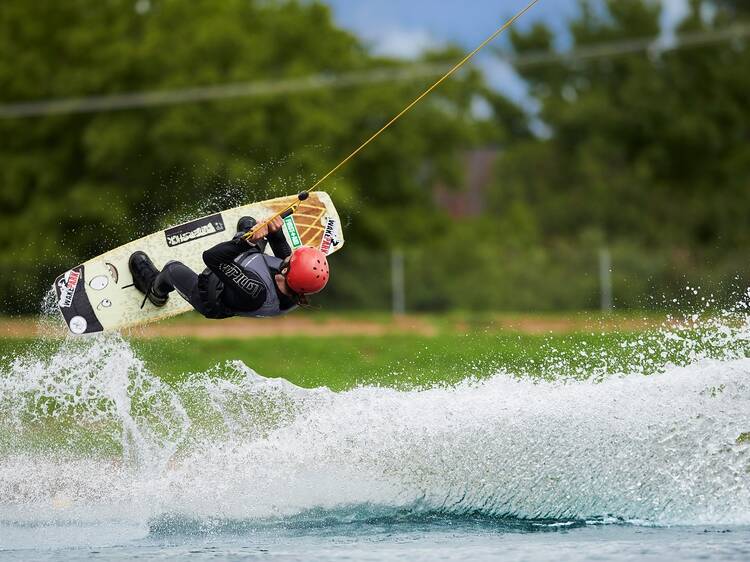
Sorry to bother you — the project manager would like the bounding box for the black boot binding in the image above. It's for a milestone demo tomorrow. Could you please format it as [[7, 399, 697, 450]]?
[[236, 216, 257, 233], [129, 251, 169, 308]]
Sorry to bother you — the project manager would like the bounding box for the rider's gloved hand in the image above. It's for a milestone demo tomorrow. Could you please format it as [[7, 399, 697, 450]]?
[[237, 215, 283, 245], [267, 216, 283, 234], [248, 216, 283, 241]]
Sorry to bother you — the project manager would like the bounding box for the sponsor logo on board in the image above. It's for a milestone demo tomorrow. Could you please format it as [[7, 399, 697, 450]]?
[[165, 214, 225, 247], [58, 268, 81, 308], [319, 217, 339, 255], [283, 216, 303, 248]]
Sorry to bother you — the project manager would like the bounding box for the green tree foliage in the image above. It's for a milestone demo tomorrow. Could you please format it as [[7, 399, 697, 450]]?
[[4, 0, 749, 315], [0, 0, 506, 312], [491, 0, 750, 284]]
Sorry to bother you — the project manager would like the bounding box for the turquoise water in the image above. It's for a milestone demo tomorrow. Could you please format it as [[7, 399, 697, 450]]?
[[1, 299, 750, 560], [2, 518, 750, 561]]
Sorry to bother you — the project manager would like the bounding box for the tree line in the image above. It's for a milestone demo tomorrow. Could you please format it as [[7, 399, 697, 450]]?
[[1, 0, 748, 313]]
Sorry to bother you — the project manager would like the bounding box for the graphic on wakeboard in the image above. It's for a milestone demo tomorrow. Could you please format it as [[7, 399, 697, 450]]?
[[89, 275, 109, 291]]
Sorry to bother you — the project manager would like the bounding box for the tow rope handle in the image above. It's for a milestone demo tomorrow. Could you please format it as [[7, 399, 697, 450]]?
[[242, 191, 309, 241]]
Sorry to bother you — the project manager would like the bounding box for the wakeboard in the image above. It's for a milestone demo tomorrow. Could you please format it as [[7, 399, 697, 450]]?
[[53, 191, 343, 335]]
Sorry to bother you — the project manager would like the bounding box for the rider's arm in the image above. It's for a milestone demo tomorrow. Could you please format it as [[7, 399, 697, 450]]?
[[202, 239, 256, 272], [267, 229, 292, 259]]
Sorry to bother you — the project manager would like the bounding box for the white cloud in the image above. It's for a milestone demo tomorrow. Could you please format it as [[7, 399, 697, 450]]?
[[659, 0, 690, 44], [661, 0, 690, 25], [470, 95, 493, 120], [476, 57, 535, 112], [369, 28, 441, 59]]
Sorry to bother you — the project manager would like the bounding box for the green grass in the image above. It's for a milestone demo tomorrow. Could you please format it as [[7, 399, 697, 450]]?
[[0, 331, 644, 391]]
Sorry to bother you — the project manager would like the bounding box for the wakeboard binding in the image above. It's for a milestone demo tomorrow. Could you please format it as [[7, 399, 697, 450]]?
[[129, 251, 169, 308]]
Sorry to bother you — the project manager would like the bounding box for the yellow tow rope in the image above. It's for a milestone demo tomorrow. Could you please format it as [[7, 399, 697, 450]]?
[[245, 0, 540, 240]]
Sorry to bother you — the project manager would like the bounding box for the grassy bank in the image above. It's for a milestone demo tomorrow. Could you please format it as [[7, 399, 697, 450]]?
[[0, 330, 657, 391], [131, 332, 637, 388], [0, 310, 665, 339], [0, 311, 673, 390]]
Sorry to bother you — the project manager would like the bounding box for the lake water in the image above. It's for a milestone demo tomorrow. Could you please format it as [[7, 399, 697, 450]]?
[[2, 517, 750, 561]]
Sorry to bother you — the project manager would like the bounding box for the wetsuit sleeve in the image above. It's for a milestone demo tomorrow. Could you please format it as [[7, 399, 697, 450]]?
[[202, 239, 255, 270], [267, 229, 292, 259]]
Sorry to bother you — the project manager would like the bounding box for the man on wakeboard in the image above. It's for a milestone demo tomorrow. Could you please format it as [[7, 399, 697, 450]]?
[[128, 216, 329, 319]]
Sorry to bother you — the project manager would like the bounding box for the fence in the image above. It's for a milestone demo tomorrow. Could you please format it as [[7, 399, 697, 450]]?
[[315, 243, 750, 313], [4, 241, 749, 315]]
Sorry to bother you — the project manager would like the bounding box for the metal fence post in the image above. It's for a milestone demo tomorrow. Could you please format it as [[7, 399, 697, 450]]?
[[391, 249, 406, 316], [599, 247, 613, 312]]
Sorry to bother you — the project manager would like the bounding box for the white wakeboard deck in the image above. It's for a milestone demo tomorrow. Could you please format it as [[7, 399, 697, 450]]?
[[54, 192, 343, 335]]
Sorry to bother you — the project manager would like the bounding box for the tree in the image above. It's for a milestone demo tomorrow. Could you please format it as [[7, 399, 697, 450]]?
[[492, 0, 750, 250], [0, 0, 508, 313]]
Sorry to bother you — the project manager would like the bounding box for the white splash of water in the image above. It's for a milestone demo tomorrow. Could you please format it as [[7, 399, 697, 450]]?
[[1, 307, 749, 530]]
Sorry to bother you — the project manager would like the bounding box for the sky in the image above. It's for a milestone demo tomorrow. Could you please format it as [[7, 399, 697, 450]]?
[[324, 0, 691, 107], [326, 0, 691, 55]]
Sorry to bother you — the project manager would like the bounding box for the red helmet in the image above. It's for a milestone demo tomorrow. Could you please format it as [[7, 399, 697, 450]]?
[[285, 246, 329, 294]]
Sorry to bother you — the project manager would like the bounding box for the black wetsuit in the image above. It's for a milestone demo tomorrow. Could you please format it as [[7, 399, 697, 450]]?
[[154, 229, 296, 319]]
